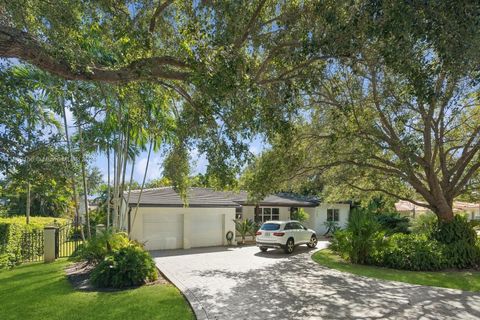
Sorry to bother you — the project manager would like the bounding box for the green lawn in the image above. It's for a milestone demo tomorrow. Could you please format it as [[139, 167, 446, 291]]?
[[0, 260, 194, 320], [312, 249, 480, 292]]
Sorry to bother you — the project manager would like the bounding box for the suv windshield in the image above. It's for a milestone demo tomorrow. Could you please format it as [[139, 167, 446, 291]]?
[[261, 223, 281, 231]]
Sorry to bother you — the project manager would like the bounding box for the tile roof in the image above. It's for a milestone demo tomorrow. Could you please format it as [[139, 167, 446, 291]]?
[[125, 187, 239, 207], [124, 187, 319, 207]]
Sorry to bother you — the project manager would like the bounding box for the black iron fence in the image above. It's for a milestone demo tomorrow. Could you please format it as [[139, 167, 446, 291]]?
[[20, 229, 44, 263], [55, 222, 82, 258]]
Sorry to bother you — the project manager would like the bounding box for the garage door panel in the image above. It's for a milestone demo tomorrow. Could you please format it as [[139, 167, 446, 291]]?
[[142, 213, 183, 250], [190, 214, 223, 248]]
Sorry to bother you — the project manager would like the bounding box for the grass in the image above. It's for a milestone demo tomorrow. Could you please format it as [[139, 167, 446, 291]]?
[[312, 249, 480, 292], [0, 260, 194, 320]]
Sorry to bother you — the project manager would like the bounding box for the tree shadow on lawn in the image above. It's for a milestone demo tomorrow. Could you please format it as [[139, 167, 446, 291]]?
[[187, 252, 480, 320]]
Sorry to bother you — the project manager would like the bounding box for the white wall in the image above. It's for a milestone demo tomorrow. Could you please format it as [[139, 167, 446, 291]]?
[[130, 206, 236, 250], [312, 203, 351, 235]]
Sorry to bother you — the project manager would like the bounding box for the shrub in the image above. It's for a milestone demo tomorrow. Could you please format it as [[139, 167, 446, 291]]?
[[432, 215, 480, 269], [291, 208, 309, 222], [330, 208, 386, 264], [0, 221, 46, 269], [410, 213, 437, 235], [381, 234, 446, 271], [90, 245, 158, 288], [73, 231, 131, 264], [323, 220, 340, 236], [433, 215, 476, 245], [375, 212, 410, 235]]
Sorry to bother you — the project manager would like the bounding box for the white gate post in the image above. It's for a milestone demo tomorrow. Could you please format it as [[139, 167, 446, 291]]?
[[44, 226, 57, 263]]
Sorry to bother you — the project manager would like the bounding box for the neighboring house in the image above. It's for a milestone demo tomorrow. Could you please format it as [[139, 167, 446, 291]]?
[[121, 187, 350, 251], [395, 200, 480, 220], [78, 197, 99, 224]]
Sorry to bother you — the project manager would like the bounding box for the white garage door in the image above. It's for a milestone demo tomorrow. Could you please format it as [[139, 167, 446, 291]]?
[[142, 212, 183, 250], [190, 213, 224, 248]]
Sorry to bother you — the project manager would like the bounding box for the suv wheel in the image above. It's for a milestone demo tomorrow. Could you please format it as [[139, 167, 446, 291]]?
[[284, 238, 295, 254], [260, 247, 268, 252], [307, 235, 318, 248]]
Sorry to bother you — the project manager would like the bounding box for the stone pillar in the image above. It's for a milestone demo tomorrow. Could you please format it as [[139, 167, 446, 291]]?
[[183, 213, 191, 249], [44, 226, 57, 263]]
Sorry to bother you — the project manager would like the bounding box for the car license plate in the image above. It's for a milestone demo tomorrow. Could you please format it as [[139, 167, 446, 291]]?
[[265, 232, 270, 237]]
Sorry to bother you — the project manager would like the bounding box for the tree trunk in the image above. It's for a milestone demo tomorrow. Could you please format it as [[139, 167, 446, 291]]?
[[106, 146, 111, 230], [122, 157, 135, 230], [61, 96, 85, 241], [77, 122, 92, 239], [26, 181, 30, 224], [433, 204, 455, 222]]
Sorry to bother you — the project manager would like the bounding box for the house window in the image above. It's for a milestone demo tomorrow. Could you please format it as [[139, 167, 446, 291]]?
[[256, 207, 281, 223], [236, 207, 243, 220], [271, 208, 280, 220], [263, 208, 272, 221], [327, 209, 340, 222]]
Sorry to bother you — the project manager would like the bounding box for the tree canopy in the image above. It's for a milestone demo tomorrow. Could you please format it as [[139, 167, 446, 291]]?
[[1, 1, 479, 222]]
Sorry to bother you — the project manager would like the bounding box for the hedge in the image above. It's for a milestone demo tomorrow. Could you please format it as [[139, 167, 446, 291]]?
[[0, 217, 68, 269]]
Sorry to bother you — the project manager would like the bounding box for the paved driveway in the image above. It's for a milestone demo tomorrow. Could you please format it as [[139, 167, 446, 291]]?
[[152, 242, 480, 320]]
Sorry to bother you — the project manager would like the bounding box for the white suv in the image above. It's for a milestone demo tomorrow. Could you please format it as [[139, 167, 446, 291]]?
[[255, 220, 318, 254]]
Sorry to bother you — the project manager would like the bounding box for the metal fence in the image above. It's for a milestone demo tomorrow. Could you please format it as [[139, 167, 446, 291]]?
[[20, 229, 44, 263], [56, 222, 82, 258]]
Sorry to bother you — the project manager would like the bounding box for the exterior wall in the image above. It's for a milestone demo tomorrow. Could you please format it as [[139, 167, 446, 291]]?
[[312, 203, 351, 235], [130, 206, 236, 250]]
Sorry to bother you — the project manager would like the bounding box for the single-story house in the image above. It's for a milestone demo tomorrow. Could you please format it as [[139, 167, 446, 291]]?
[[121, 187, 350, 251], [395, 200, 480, 220]]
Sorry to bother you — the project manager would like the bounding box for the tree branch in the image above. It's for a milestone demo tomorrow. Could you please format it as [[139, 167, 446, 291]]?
[[234, 0, 267, 49], [149, 0, 174, 33], [0, 25, 190, 82]]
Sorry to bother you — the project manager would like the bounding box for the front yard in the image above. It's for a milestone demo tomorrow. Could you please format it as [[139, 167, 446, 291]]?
[[313, 249, 480, 292], [0, 260, 193, 320]]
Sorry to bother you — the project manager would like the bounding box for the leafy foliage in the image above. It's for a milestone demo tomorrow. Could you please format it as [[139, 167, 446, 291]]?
[[234, 219, 256, 244], [291, 208, 309, 222], [90, 245, 158, 288], [73, 231, 131, 264], [410, 213, 438, 235], [330, 208, 385, 264], [381, 234, 446, 271], [0, 217, 67, 269], [433, 215, 477, 245], [375, 213, 410, 235]]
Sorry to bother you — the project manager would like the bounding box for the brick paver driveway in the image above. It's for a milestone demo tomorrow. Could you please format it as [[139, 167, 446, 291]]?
[[151, 242, 480, 320]]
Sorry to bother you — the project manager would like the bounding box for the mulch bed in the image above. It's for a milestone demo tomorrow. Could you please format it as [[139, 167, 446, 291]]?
[[65, 261, 169, 292]]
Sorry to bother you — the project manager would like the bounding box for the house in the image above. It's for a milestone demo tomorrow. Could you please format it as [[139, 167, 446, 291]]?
[[395, 200, 480, 220], [121, 187, 350, 251]]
